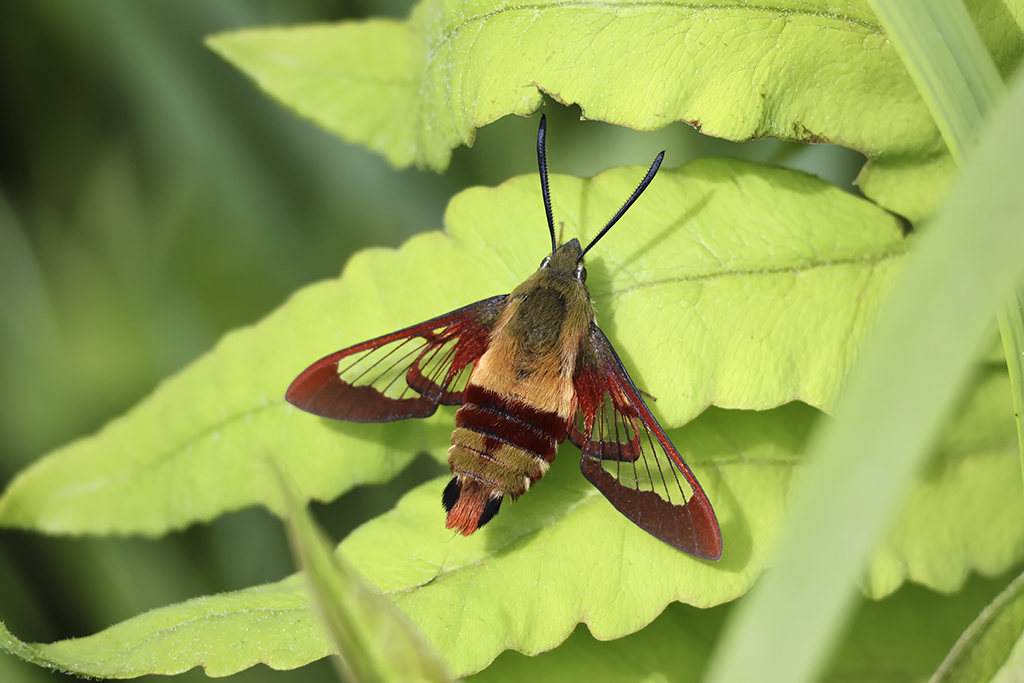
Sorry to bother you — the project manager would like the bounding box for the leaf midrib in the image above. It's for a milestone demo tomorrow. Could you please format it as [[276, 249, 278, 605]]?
[[598, 247, 905, 299], [36, 247, 903, 510], [72, 605, 315, 669], [18, 402, 284, 524]]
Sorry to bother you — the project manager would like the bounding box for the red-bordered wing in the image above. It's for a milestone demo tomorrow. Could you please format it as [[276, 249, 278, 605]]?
[[286, 296, 508, 423], [570, 324, 722, 560]]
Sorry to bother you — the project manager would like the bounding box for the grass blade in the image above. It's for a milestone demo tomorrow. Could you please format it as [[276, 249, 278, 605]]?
[[931, 569, 1024, 682], [867, 0, 1003, 163], [703, 66, 1024, 683], [868, 0, 1024, 487], [279, 470, 456, 683]]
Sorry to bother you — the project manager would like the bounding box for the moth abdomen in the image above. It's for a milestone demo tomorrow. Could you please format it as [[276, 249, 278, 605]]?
[[459, 385, 568, 446], [443, 384, 568, 535]]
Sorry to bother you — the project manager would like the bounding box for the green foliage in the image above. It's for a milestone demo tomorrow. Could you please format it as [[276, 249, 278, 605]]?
[[932, 570, 1024, 683], [281, 474, 454, 683], [0, 576, 329, 677], [467, 573, 1012, 683], [869, 369, 1024, 596], [206, 0, 1024, 221], [0, 160, 905, 536], [1, 0, 1023, 681], [0, 367, 1020, 677], [868, 0, 1004, 165], [704, 2, 1024, 680]]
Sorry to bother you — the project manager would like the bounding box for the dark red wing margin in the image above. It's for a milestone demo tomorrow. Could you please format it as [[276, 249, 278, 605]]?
[[286, 296, 507, 423], [570, 325, 722, 560]]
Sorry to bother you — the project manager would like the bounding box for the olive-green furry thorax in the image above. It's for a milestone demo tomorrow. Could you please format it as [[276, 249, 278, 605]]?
[[504, 239, 594, 354]]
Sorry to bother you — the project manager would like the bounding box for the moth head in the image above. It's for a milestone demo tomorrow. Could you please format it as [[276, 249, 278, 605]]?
[[541, 238, 585, 281], [534, 115, 664, 280]]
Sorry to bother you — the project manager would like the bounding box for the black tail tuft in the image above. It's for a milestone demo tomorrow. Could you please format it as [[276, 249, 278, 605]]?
[[477, 496, 503, 529], [442, 478, 462, 513]]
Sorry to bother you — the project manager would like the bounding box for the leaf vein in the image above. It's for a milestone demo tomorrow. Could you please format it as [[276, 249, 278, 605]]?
[[599, 249, 905, 299]]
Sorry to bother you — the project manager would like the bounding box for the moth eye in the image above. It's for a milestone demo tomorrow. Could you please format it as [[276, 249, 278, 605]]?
[[578, 264, 588, 282], [540, 256, 551, 268]]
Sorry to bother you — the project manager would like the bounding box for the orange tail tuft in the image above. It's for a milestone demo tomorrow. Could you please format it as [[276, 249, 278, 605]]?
[[443, 478, 503, 535]]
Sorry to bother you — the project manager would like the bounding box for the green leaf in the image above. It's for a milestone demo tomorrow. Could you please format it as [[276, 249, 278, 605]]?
[[856, 152, 958, 223], [703, 62, 1024, 683], [0, 575, 328, 678], [209, 5, 938, 168], [864, 368, 1024, 598], [932, 570, 1024, 683], [466, 602, 726, 683], [0, 285, 454, 536], [0, 158, 906, 537], [462, 573, 1012, 683], [3, 363, 1019, 677], [206, 0, 1024, 217], [335, 372, 1022, 675], [0, 621, 65, 675], [336, 409, 811, 674], [865, 367, 1024, 597], [281, 471, 456, 683]]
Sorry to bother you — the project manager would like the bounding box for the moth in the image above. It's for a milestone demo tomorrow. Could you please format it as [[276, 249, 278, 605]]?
[[286, 116, 722, 560]]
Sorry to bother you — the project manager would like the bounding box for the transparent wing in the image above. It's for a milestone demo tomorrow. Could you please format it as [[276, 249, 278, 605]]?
[[286, 296, 507, 423], [571, 325, 722, 560]]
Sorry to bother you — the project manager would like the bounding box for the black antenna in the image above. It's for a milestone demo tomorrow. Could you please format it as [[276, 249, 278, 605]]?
[[578, 151, 665, 262], [536, 115, 557, 253]]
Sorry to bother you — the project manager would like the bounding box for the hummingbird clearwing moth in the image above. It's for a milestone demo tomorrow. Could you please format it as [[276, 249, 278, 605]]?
[[286, 116, 722, 560]]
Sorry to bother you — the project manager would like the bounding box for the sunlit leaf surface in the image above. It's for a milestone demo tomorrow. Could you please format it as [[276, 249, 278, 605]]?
[[207, 0, 1024, 219], [466, 573, 1012, 683], [2, 366, 1020, 677], [0, 159, 906, 536]]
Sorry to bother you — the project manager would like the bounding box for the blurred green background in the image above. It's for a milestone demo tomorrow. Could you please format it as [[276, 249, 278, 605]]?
[[0, 1, 865, 680]]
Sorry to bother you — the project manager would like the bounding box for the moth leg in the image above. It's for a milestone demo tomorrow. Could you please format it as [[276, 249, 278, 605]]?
[[638, 388, 658, 402]]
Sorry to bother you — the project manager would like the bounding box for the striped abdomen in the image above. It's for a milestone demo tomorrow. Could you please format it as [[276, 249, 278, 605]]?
[[443, 383, 569, 535]]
